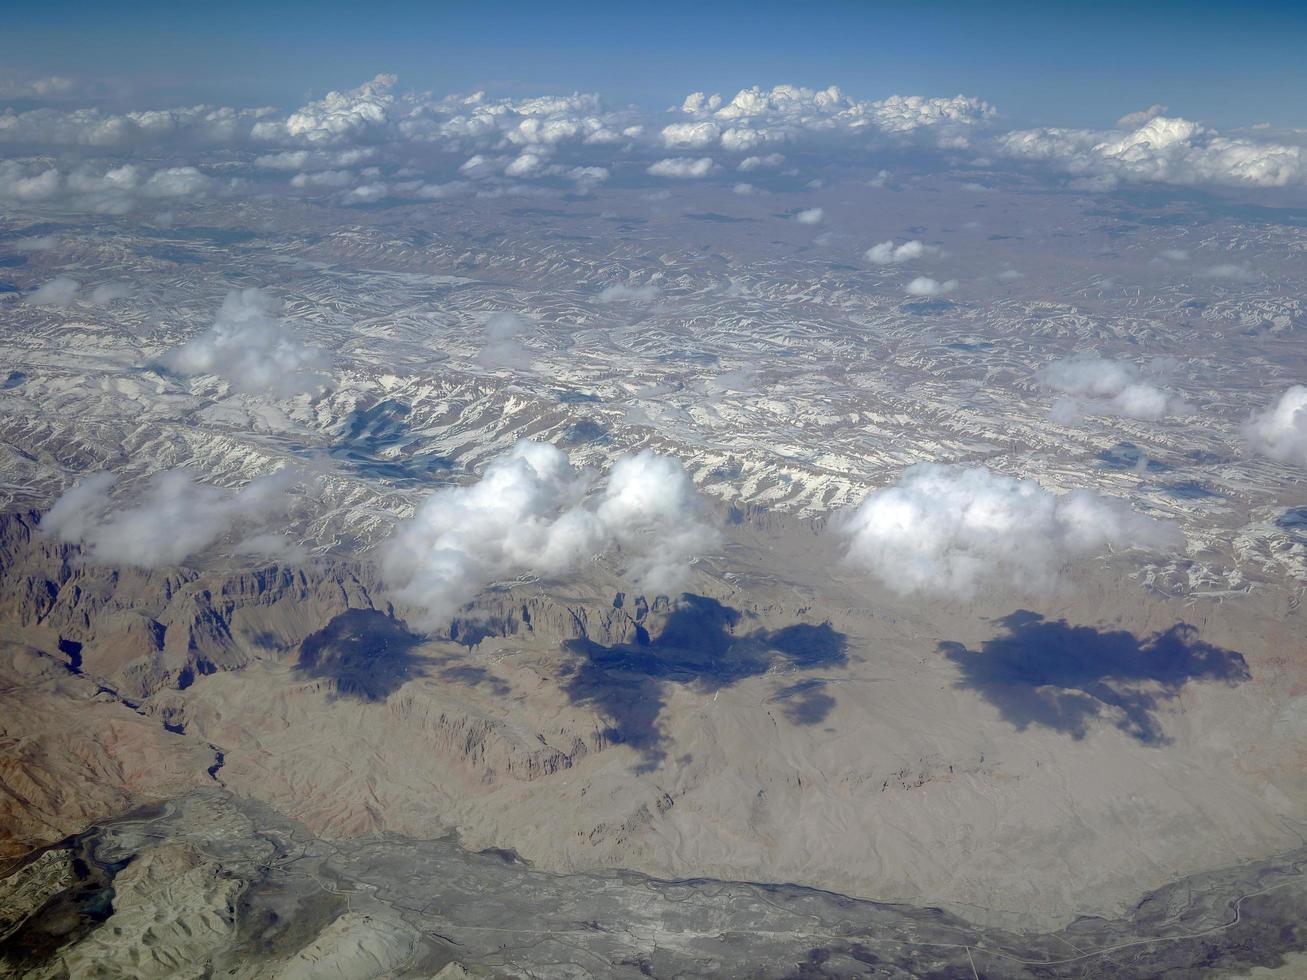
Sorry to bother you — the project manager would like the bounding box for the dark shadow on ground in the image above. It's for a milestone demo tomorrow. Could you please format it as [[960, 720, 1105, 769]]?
[[770, 679, 837, 726], [1098, 441, 1169, 472], [295, 609, 429, 701], [940, 611, 1249, 744], [329, 399, 453, 484], [562, 594, 848, 771]]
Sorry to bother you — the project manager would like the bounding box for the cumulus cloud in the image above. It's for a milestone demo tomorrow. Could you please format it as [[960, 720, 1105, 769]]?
[[41, 467, 303, 568], [738, 152, 784, 171], [837, 464, 1182, 598], [1000, 114, 1307, 189], [1039, 354, 1193, 422], [254, 74, 396, 144], [866, 239, 939, 265], [1243, 386, 1307, 466], [647, 156, 715, 178], [795, 207, 824, 225], [0, 103, 272, 148], [477, 312, 534, 370], [905, 276, 956, 297], [0, 160, 212, 213], [26, 276, 79, 306], [673, 85, 996, 152], [1116, 104, 1168, 130], [164, 288, 330, 397], [382, 441, 717, 626]]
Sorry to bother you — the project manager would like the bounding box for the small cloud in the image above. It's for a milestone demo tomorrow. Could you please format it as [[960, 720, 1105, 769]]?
[[1202, 263, 1255, 281], [90, 282, 131, 305], [1243, 386, 1307, 466], [595, 283, 661, 304], [905, 276, 957, 297], [647, 157, 716, 179], [866, 239, 939, 265], [26, 276, 79, 306], [1116, 104, 1168, 129], [738, 153, 784, 172], [12, 235, 57, 252], [795, 207, 824, 225]]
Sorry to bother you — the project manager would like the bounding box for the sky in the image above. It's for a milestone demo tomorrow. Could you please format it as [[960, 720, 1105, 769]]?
[[4, 0, 1307, 129]]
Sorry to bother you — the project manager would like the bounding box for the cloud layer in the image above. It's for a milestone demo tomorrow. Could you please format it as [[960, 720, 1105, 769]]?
[[837, 464, 1182, 598]]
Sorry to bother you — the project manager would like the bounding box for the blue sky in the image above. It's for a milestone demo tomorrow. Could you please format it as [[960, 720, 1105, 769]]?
[[3, 0, 1306, 129]]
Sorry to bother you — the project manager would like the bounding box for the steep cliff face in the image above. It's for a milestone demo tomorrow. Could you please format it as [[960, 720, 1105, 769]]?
[[0, 512, 385, 699], [0, 511, 703, 702]]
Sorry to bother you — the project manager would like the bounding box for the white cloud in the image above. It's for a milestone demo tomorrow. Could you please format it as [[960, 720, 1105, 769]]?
[[0, 74, 77, 99], [1116, 104, 1168, 129], [661, 121, 720, 149], [738, 153, 784, 171], [1157, 248, 1190, 262], [866, 239, 939, 264], [0, 103, 272, 147], [674, 85, 996, 151], [291, 169, 354, 189], [1243, 386, 1307, 466], [1202, 263, 1255, 281], [90, 282, 131, 305], [795, 207, 824, 225], [1040, 353, 1193, 422], [0, 162, 60, 202], [341, 182, 388, 205], [905, 276, 956, 297], [41, 467, 303, 569], [12, 234, 57, 252], [504, 152, 544, 177], [26, 276, 79, 306], [164, 288, 330, 397], [733, 182, 755, 195], [382, 441, 717, 626], [255, 74, 396, 144], [477, 312, 533, 371], [647, 156, 716, 178], [1000, 115, 1307, 189], [837, 464, 1182, 598], [0, 161, 211, 213], [596, 283, 661, 304]]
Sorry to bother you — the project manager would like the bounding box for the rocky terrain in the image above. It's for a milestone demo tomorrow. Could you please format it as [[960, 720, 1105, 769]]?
[[3, 149, 1307, 975]]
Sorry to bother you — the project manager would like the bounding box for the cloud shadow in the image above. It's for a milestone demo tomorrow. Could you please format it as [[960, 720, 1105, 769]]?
[[940, 611, 1249, 745], [295, 609, 430, 702], [562, 594, 848, 772]]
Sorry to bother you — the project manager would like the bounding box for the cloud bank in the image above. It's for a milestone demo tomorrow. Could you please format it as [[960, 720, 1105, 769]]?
[[837, 464, 1182, 598], [382, 441, 717, 626]]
